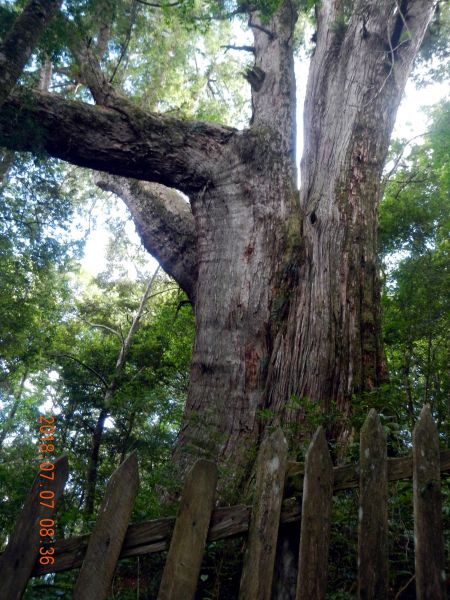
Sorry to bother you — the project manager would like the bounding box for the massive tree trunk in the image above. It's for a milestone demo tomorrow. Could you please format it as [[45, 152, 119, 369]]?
[[0, 0, 436, 479]]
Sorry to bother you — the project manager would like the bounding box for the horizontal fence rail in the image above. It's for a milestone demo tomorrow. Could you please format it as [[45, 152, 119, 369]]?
[[30, 447, 450, 577], [3, 406, 449, 600]]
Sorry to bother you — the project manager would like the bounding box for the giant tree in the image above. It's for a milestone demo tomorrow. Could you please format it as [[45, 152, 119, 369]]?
[[0, 0, 439, 477]]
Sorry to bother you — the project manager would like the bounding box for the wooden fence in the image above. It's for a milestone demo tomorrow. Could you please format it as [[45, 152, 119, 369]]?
[[1, 405, 449, 599]]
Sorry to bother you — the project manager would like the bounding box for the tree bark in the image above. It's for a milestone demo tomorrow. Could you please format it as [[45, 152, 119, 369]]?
[[0, 0, 62, 107], [0, 0, 437, 480], [267, 0, 436, 439], [84, 406, 108, 518], [0, 89, 236, 194]]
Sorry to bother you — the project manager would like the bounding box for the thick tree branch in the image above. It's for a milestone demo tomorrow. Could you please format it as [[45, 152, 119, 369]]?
[[0, 0, 62, 107], [0, 90, 236, 194], [95, 174, 198, 301]]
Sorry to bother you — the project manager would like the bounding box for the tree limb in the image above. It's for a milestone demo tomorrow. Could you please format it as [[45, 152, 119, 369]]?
[[115, 266, 161, 376], [69, 40, 122, 107], [0, 0, 62, 107], [95, 174, 198, 301], [0, 89, 236, 194], [221, 44, 255, 53], [51, 353, 109, 388], [81, 319, 125, 343]]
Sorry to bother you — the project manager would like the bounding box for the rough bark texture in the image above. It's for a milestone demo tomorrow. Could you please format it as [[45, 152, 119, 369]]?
[[267, 0, 437, 431], [0, 0, 437, 477], [0, 90, 236, 195], [174, 2, 299, 473], [0, 0, 62, 107]]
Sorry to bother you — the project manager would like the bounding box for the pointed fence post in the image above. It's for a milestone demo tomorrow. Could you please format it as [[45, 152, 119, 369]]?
[[73, 452, 139, 600], [157, 459, 218, 600], [296, 427, 333, 600], [239, 428, 288, 600], [0, 455, 69, 600], [413, 405, 446, 599], [358, 409, 388, 600]]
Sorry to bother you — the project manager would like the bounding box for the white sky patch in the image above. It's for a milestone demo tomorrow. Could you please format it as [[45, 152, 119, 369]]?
[[79, 196, 158, 277], [394, 79, 449, 139], [38, 396, 62, 415], [104, 416, 116, 430]]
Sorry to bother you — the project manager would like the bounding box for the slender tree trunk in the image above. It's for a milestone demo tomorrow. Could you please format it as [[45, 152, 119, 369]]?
[[424, 330, 433, 406], [84, 269, 160, 515], [403, 345, 415, 428], [0, 371, 27, 450], [120, 409, 137, 464], [84, 407, 108, 517]]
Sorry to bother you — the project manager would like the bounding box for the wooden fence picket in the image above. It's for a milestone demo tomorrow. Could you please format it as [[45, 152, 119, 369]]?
[[0, 455, 69, 600], [296, 427, 333, 600], [4, 408, 450, 599], [413, 405, 446, 599], [73, 451, 139, 600], [31, 448, 450, 578], [239, 428, 288, 600], [358, 409, 388, 600], [157, 459, 217, 600]]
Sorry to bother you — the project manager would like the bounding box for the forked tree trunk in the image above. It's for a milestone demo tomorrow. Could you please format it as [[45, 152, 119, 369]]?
[[175, 0, 436, 475]]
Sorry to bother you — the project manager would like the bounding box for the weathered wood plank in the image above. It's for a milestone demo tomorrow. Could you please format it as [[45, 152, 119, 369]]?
[[239, 429, 288, 600], [73, 452, 139, 600], [157, 459, 217, 600], [358, 410, 388, 600], [30, 449, 450, 576], [296, 427, 334, 600], [0, 455, 68, 600], [413, 405, 446, 599], [286, 449, 450, 492], [32, 505, 252, 576]]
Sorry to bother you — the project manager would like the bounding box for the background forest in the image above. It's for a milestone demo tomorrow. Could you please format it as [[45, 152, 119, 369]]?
[[0, 0, 449, 598]]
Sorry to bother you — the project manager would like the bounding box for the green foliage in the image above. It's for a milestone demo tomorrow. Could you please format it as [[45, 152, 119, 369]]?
[[380, 100, 450, 433], [414, 1, 450, 85], [0, 154, 77, 385]]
